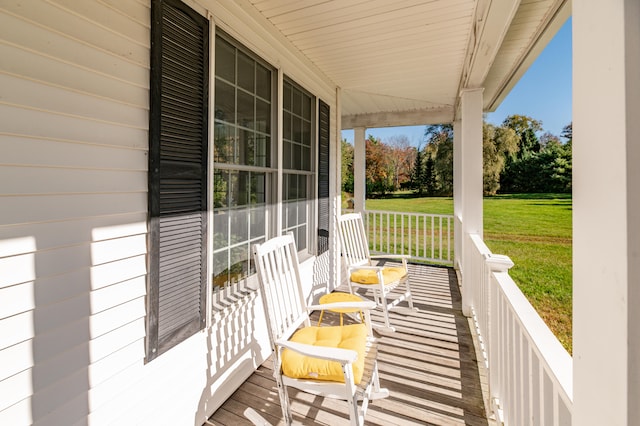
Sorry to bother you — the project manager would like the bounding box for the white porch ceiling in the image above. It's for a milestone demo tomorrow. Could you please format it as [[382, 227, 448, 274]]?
[[247, 0, 570, 128]]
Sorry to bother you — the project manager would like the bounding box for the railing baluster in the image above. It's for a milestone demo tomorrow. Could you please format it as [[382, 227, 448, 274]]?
[[423, 215, 427, 259], [439, 216, 443, 261], [401, 214, 405, 256], [447, 216, 451, 261]]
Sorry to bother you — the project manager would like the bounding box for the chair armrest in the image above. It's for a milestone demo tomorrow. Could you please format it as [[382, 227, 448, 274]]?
[[275, 339, 358, 364], [370, 254, 411, 260], [307, 300, 377, 312], [347, 265, 385, 271]]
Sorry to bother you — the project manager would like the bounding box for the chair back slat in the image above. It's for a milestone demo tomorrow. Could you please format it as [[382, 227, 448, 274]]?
[[338, 213, 371, 267], [253, 234, 308, 345]]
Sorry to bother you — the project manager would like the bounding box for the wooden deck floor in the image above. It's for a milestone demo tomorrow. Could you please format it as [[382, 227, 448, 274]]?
[[207, 263, 489, 426]]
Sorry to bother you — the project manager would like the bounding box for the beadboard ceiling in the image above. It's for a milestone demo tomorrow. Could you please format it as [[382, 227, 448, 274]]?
[[246, 0, 570, 128]]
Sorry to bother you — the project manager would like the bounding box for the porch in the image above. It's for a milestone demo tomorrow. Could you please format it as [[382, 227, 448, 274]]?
[[207, 263, 490, 426]]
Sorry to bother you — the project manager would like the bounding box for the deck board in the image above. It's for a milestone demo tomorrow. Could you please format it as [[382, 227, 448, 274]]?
[[207, 263, 488, 426]]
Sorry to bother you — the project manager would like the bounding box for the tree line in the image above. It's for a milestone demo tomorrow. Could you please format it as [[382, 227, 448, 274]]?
[[342, 115, 572, 197]]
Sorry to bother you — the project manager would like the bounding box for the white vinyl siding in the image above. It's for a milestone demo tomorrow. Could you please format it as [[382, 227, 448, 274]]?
[[0, 1, 149, 424], [0, 1, 338, 424]]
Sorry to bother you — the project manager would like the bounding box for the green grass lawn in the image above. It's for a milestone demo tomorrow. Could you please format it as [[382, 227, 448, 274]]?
[[363, 193, 573, 353]]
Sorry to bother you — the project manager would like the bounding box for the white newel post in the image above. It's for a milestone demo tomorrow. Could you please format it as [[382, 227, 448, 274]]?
[[353, 126, 366, 213], [460, 88, 484, 317], [453, 119, 462, 271], [485, 253, 514, 421], [573, 1, 640, 425]]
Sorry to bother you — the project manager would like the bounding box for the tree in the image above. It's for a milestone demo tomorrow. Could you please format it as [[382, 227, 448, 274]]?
[[500, 115, 543, 192], [365, 135, 393, 195], [386, 135, 415, 191], [502, 114, 543, 156], [425, 124, 454, 195], [483, 123, 518, 195], [411, 147, 425, 195], [424, 153, 438, 195], [341, 138, 354, 193]]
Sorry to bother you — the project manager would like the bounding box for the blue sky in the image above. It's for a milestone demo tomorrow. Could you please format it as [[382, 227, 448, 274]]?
[[342, 18, 572, 146]]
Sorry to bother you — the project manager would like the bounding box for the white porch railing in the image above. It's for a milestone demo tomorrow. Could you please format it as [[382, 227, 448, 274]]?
[[360, 209, 454, 265], [466, 233, 573, 426], [345, 207, 571, 424]]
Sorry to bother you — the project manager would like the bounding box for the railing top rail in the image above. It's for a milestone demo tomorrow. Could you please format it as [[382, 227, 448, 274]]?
[[363, 209, 454, 219]]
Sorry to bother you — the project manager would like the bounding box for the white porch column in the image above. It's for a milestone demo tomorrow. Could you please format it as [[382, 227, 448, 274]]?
[[573, 1, 640, 425], [453, 119, 462, 271], [460, 88, 483, 317], [353, 126, 366, 213]]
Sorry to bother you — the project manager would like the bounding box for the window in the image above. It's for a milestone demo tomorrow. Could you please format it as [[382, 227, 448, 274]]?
[[212, 34, 276, 302], [147, 0, 209, 360], [283, 79, 314, 252]]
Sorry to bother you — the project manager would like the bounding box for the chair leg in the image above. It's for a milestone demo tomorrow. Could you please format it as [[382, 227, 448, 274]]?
[[379, 285, 394, 332], [274, 356, 293, 425], [370, 359, 390, 400], [347, 394, 362, 426], [405, 277, 415, 310]]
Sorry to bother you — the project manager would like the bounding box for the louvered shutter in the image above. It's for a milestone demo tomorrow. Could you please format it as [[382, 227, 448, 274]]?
[[317, 100, 330, 254], [148, 0, 209, 360]]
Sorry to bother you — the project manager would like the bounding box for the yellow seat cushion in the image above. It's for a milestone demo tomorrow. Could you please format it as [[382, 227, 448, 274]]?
[[350, 266, 407, 285], [281, 323, 367, 384], [318, 292, 363, 314]]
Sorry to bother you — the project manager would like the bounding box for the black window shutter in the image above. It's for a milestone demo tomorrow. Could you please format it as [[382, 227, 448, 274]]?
[[148, 0, 209, 361], [317, 100, 330, 254]]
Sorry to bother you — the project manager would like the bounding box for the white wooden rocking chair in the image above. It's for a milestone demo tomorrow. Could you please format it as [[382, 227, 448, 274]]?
[[252, 234, 388, 426], [338, 213, 417, 332]]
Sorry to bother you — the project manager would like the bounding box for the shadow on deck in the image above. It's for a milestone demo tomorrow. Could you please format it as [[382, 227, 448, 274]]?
[[207, 263, 489, 426]]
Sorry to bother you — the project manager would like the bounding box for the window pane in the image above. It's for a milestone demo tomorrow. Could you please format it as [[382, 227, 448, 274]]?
[[254, 135, 269, 168], [256, 99, 270, 133], [229, 245, 248, 284], [283, 112, 292, 141], [230, 208, 248, 242], [297, 225, 307, 251], [293, 117, 302, 144], [229, 172, 249, 207], [215, 79, 235, 124], [213, 210, 229, 250], [297, 199, 307, 223], [292, 143, 301, 170], [213, 170, 229, 208], [302, 94, 311, 118], [214, 122, 236, 163], [237, 51, 255, 92], [302, 120, 311, 146], [251, 172, 266, 204], [213, 252, 229, 289], [287, 174, 297, 200], [298, 175, 307, 198], [287, 201, 297, 228], [237, 90, 254, 129], [250, 206, 266, 238], [292, 88, 302, 115], [283, 141, 292, 170], [215, 37, 235, 83], [256, 63, 271, 100], [302, 146, 310, 171], [283, 83, 292, 111]]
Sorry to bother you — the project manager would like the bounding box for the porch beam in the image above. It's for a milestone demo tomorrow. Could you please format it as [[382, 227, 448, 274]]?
[[341, 107, 453, 129], [459, 88, 484, 317], [353, 127, 366, 213], [461, 0, 521, 89], [573, 1, 640, 424]]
